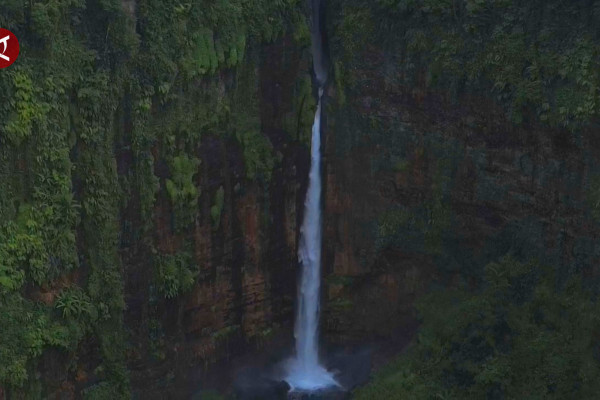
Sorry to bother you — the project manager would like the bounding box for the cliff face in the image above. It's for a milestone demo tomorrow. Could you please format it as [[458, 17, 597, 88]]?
[[0, 0, 315, 397], [5, 0, 600, 398], [321, 0, 600, 349], [322, 86, 600, 344], [127, 36, 313, 398]]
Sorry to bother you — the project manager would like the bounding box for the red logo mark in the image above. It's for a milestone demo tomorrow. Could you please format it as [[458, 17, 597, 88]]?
[[0, 28, 19, 69]]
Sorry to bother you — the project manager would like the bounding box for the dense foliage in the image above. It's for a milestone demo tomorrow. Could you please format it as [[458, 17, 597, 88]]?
[[0, 0, 308, 397], [355, 256, 600, 399], [6, 0, 600, 397], [332, 0, 600, 128], [325, 2, 600, 398]]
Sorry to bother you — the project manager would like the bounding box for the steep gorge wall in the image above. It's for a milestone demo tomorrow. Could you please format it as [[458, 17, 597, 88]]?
[[0, 1, 316, 398], [5, 0, 600, 397], [321, 0, 600, 348]]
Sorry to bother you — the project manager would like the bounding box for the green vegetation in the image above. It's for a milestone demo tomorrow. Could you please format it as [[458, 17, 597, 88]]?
[[166, 154, 200, 230], [355, 256, 600, 399], [332, 0, 600, 129], [283, 73, 317, 145], [1, 294, 77, 389], [211, 324, 240, 343], [154, 251, 197, 299], [376, 160, 452, 256], [82, 382, 126, 400], [326, 7, 600, 396], [56, 287, 96, 320], [236, 129, 279, 182], [10, 0, 600, 397], [0, 0, 308, 396]]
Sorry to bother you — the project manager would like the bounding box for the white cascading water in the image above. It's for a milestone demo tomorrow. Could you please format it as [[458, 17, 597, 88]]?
[[285, 90, 337, 391], [285, 1, 338, 389]]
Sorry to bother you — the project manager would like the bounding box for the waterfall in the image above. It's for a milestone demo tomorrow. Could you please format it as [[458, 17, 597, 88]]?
[[285, 90, 337, 392], [295, 90, 324, 372], [285, 0, 337, 391]]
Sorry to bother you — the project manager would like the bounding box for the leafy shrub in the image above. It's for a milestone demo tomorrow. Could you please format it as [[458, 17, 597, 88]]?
[[0, 0, 305, 395], [166, 155, 200, 230], [155, 252, 197, 299], [3, 71, 44, 146], [235, 130, 278, 182], [355, 256, 600, 399], [334, 0, 600, 129], [0, 292, 86, 389], [82, 381, 126, 400], [56, 287, 97, 320]]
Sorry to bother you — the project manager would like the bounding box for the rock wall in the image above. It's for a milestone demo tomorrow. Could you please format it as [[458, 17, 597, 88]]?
[[321, 0, 600, 348], [126, 35, 316, 399], [5, 0, 600, 397], [0, 0, 316, 397]]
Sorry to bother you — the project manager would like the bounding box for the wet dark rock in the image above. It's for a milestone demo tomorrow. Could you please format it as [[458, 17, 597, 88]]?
[[287, 387, 349, 400], [325, 347, 372, 391], [233, 368, 290, 400]]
